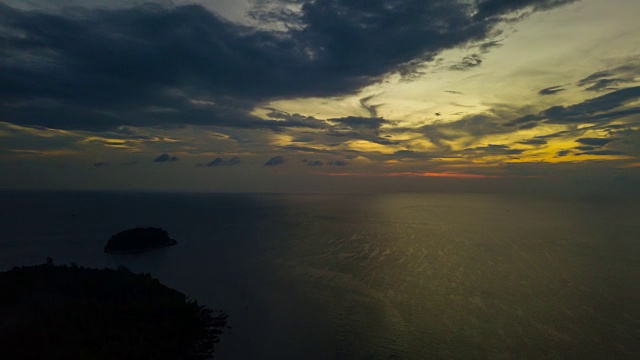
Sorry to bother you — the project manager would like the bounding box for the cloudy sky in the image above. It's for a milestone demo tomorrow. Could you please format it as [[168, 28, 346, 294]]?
[[1, 0, 639, 192]]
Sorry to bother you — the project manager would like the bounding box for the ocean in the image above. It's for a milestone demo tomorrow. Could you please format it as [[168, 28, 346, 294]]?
[[0, 191, 638, 359]]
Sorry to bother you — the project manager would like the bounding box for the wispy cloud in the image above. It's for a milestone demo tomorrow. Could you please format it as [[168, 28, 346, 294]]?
[[538, 85, 566, 96]]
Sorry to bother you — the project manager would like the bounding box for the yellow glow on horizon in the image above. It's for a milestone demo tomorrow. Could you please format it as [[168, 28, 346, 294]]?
[[1, 122, 74, 138], [9, 149, 78, 157], [324, 171, 500, 179]]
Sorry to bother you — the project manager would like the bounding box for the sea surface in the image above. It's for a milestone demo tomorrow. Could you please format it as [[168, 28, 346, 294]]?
[[0, 191, 638, 359]]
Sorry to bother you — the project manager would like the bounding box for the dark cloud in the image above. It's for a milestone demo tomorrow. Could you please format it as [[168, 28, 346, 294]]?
[[534, 131, 571, 139], [325, 116, 397, 145], [467, 144, 524, 155], [576, 138, 615, 147], [505, 86, 640, 125], [198, 156, 241, 167], [556, 150, 571, 157], [206, 158, 226, 167], [359, 95, 381, 118], [518, 122, 538, 130], [228, 156, 240, 166], [93, 162, 109, 167], [506, 114, 539, 126], [445, 90, 464, 95], [538, 85, 566, 96], [474, 0, 578, 19], [0, 0, 578, 130], [576, 150, 626, 156], [393, 150, 418, 157], [265, 156, 285, 166], [421, 113, 506, 146], [264, 109, 329, 129], [304, 159, 324, 167], [478, 40, 503, 53], [153, 153, 179, 162], [518, 138, 547, 145], [581, 78, 631, 92], [330, 160, 350, 166], [420, 84, 640, 154], [329, 116, 389, 130], [280, 145, 337, 154], [450, 54, 483, 71], [577, 62, 640, 92]]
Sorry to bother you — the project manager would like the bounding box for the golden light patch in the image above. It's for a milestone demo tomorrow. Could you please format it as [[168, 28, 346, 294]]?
[[404, 138, 438, 151], [345, 140, 398, 154], [81, 137, 127, 144], [351, 156, 373, 163], [268, 133, 295, 147]]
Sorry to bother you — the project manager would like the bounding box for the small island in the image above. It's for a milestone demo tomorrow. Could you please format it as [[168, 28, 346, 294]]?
[[105, 227, 177, 253], [0, 262, 227, 359]]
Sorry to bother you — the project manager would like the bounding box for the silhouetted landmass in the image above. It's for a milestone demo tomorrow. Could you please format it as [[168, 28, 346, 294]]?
[[105, 227, 177, 253], [0, 262, 227, 360]]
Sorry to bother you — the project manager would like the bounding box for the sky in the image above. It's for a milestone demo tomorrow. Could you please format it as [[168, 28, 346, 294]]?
[[1, 0, 639, 193]]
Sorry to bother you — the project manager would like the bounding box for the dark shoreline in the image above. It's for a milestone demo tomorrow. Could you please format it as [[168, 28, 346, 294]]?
[[0, 262, 227, 359]]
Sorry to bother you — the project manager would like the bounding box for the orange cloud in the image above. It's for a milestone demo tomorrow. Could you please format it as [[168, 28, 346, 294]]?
[[324, 171, 499, 179]]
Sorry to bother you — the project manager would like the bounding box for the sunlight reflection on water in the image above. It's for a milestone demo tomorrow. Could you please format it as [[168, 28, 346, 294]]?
[[1, 191, 638, 359]]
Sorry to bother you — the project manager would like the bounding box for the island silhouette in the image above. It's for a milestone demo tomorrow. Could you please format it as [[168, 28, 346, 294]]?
[[0, 261, 228, 359], [105, 227, 177, 253]]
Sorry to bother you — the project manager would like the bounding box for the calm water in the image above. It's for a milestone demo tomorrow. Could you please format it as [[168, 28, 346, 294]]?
[[0, 191, 638, 359]]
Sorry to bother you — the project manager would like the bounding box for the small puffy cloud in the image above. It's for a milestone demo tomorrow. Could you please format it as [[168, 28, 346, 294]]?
[[304, 159, 324, 167], [153, 153, 178, 163], [329, 160, 350, 166], [206, 158, 226, 167], [265, 156, 285, 166], [198, 156, 241, 167], [228, 156, 240, 166]]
